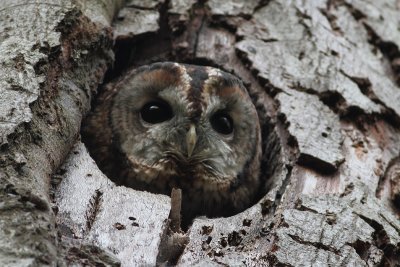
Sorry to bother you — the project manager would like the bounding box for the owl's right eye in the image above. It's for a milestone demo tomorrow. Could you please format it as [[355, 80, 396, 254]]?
[[140, 100, 173, 124]]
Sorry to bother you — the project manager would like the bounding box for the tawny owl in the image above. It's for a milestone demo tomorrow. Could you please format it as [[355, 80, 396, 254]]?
[[82, 62, 262, 220]]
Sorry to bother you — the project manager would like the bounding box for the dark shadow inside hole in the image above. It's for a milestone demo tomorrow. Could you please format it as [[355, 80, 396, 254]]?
[[82, 30, 284, 230]]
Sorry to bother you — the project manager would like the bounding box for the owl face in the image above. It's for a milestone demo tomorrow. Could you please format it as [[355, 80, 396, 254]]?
[[85, 62, 262, 218]]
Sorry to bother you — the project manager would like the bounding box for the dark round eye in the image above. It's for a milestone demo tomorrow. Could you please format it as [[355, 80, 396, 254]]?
[[210, 112, 234, 135], [140, 100, 173, 124]]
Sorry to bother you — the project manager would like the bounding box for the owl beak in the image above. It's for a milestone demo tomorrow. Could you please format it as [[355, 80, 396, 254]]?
[[186, 124, 197, 157]]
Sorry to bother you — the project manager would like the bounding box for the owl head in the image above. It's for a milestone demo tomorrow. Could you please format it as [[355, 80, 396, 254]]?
[[83, 62, 262, 219]]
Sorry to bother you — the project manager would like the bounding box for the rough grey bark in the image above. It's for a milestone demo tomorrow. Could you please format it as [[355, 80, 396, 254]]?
[[1, 0, 400, 266], [0, 0, 116, 265]]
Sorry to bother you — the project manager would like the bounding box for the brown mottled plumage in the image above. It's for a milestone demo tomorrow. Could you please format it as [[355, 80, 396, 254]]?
[[82, 62, 262, 220]]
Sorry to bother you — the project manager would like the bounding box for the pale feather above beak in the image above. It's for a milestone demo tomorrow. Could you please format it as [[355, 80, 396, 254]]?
[[186, 124, 197, 157]]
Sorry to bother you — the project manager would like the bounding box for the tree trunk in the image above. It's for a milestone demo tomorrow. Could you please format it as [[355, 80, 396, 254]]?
[[1, 0, 399, 266]]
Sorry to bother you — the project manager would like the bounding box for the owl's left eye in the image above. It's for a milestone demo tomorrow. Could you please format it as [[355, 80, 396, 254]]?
[[140, 100, 173, 124], [210, 112, 234, 135]]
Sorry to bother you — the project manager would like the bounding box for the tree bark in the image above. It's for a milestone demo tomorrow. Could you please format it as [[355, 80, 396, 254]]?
[[1, 0, 399, 266]]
